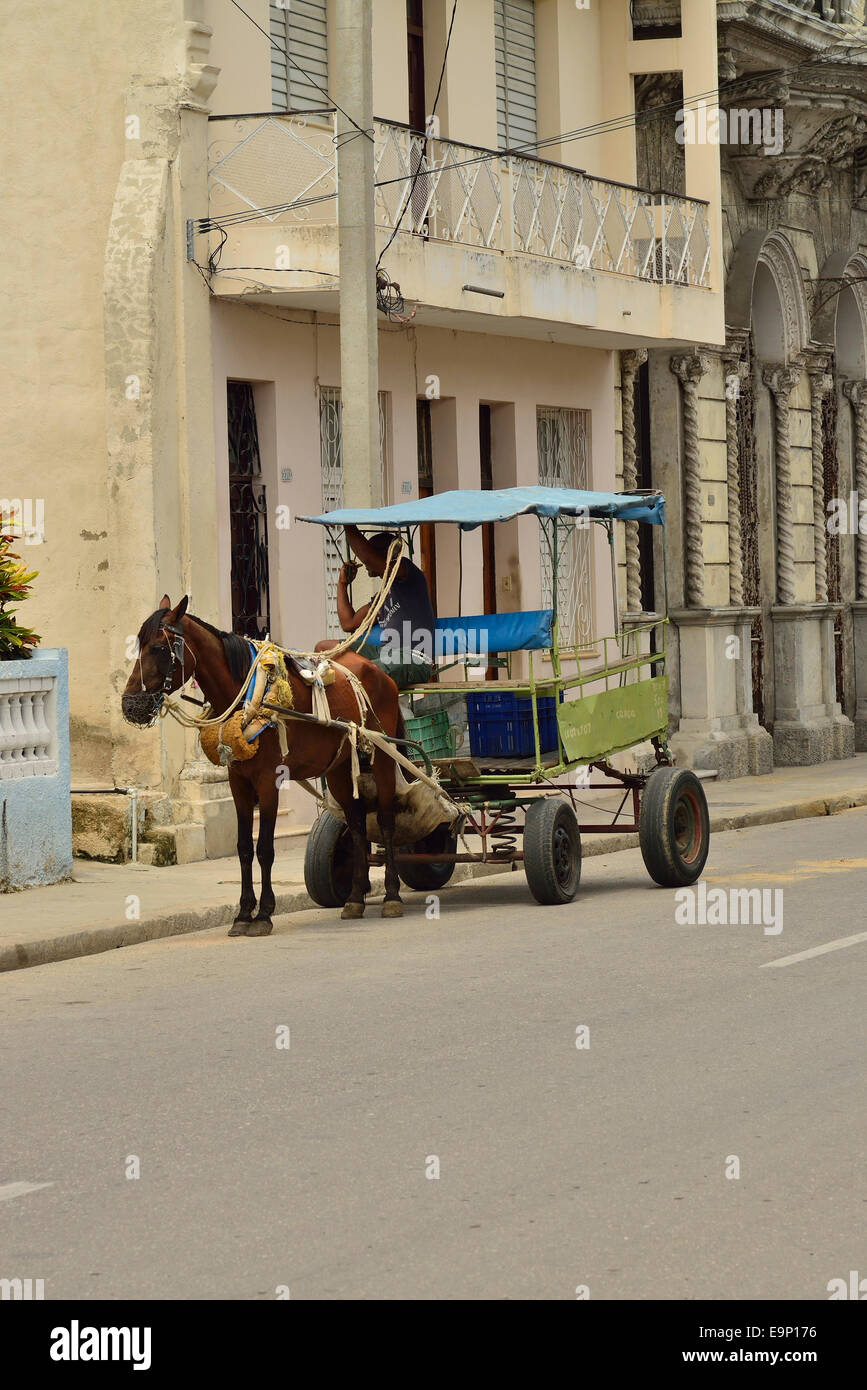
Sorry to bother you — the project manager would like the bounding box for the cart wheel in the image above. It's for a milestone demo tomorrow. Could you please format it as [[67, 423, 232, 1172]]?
[[304, 811, 354, 907], [639, 766, 710, 887], [398, 822, 457, 892], [524, 797, 582, 905]]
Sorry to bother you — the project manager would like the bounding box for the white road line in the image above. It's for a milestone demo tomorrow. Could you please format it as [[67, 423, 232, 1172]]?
[[762, 930, 867, 969], [0, 1181, 53, 1203]]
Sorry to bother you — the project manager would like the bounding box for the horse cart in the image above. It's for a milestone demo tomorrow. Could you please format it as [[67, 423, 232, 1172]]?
[[300, 486, 709, 908]]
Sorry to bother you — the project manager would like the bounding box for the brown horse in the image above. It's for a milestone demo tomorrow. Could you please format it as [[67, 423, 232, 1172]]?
[[121, 595, 405, 934]]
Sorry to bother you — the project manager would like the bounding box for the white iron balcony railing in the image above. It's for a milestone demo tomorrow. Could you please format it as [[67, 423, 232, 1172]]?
[[207, 113, 712, 289]]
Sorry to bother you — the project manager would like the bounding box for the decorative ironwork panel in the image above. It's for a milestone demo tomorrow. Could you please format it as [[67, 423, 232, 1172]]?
[[319, 386, 344, 639], [318, 387, 390, 636], [537, 406, 592, 646], [208, 114, 337, 226], [508, 160, 709, 287], [207, 116, 711, 287], [228, 382, 271, 639], [374, 124, 503, 249]]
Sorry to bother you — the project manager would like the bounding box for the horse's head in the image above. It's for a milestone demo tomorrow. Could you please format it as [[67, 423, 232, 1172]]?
[[122, 594, 191, 727]]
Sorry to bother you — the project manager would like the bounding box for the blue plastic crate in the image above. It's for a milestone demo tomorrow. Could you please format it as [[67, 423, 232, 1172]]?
[[467, 691, 559, 757]]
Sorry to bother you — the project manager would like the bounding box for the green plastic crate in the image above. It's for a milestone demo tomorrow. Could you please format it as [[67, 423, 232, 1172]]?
[[404, 707, 456, 760]]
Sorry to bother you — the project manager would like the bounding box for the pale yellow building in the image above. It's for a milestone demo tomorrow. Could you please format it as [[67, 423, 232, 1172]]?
[[2, 0, 727, 860]]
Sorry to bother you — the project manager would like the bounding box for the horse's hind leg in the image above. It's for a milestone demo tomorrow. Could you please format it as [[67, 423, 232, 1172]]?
[[248, 773, 277, 937], [228, 774, 257, 936]]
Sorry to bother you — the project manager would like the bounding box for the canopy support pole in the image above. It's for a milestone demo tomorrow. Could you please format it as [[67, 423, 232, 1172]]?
[[607, 519, 621, 647]]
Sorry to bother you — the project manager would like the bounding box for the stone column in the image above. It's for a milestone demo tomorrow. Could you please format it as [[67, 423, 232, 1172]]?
[[842, 380, 867, 600], [670, 352, 709, 607], [807, 358, 833, 603], [762, 364, 800, 606], [844, 381, 867, 749], [620, 349, 648, 614], [721, 344, 748, 607]]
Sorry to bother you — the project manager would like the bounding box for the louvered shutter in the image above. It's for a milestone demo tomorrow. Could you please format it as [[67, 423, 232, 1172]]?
[[270, 1, 329, 113], [494, 0, 537, 153]]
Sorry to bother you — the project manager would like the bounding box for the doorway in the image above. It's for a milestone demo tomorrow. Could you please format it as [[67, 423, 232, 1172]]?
[[227, 381, 270, 639], [479, 404, 498, 679]]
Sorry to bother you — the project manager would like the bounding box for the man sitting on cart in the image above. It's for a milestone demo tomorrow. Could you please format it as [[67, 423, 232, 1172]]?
[[315, 525, 437, 689]]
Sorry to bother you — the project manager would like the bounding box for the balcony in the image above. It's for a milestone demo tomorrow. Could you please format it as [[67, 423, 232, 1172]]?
[[203, 114, 718, 348]]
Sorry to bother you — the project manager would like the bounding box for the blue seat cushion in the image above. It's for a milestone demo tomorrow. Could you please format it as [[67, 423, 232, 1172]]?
[[361, 609, 554, 656]]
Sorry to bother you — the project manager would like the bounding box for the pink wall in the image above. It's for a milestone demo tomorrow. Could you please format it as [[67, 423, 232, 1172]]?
[[211, 304, 618, 650]]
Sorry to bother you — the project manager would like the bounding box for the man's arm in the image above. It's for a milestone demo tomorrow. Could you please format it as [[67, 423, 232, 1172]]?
[[337, 561, 371, 633], [346, 524, 406, 578]]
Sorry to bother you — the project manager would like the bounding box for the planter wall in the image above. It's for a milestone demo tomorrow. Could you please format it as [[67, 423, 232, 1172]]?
[[0, 647, 72, 888]]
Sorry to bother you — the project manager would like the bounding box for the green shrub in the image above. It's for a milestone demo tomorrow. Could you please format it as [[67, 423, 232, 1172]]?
[[0, 534, 40, 659]]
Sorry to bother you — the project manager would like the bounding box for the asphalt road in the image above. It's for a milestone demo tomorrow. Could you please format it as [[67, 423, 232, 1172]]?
[[1, 809, 865, 1300]]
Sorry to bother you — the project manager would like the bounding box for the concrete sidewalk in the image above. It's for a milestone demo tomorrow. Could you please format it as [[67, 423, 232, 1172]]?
[[3, 755, 867, 973]]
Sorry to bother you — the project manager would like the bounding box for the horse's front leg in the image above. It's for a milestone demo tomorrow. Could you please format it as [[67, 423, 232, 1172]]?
[[340, 794, 369, 920], [228, 774, 257, 936], [248, 773, 278, 937]]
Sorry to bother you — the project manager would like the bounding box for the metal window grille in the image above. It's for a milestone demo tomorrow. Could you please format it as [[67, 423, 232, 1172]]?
[[270, 1, 329, 114], [537, 406, 592, 646], [318, 386, 390, 636], [494, 0, 537, 153]]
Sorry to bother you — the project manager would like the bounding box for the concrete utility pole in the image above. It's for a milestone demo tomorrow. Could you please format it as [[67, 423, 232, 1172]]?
[[334, 0, 381, 510]]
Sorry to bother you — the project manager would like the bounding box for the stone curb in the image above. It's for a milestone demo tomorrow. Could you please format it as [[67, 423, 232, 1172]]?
[[3, 788, 867, 973]]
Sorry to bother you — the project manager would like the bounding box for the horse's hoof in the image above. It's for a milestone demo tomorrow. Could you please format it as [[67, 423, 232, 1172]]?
[[246, 917, 273, 937], [381, 899, 403, 918], [228, 919, 250, 936], [341, 901, 365, 920]]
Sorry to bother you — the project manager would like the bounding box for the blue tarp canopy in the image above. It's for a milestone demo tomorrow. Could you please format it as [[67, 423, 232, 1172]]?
[[299, 486, 665, 529]]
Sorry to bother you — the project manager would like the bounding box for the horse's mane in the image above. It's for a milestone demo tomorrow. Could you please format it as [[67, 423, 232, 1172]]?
[[137, 609, 252, 684]]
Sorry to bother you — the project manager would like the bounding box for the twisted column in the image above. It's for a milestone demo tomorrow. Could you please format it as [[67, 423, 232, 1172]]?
[[807, 359, 833, 604], [843, 380, 867, 599], [721, 344, 748, 607], [671, 352, 710, 606], [762, 364, 801, 606], [620, 348, 648, 613]]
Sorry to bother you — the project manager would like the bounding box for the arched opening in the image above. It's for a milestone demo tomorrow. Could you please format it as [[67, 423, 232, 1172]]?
[[752, 261, 787, 364], [724, 231, 811, 732], [828, 255, 867, 720]]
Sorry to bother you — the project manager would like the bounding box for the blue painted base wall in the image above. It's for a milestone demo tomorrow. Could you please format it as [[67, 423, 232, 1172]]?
[[0, 648, 73, 889]]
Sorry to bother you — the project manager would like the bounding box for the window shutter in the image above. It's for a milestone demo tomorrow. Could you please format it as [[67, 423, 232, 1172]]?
[[270, 1, 329, 114], [494, 0, 537, 153]]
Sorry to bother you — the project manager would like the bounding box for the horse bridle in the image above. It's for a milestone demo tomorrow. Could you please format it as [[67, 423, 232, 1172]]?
[[134, 621, 197, 724]]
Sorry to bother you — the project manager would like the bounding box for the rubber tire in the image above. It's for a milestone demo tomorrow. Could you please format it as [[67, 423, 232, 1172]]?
[[523, 797, 582, 906], [639, 766, 710, 887], [398, 822, 458, 892], [304, 810, 354, 907]]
